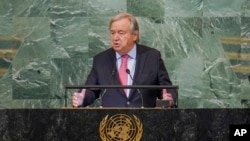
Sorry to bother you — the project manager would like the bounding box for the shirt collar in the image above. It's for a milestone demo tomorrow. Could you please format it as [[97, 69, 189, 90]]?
[[116, 44, 137, 59]]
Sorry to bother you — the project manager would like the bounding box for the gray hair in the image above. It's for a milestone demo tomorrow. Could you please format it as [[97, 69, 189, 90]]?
[[109, 12, 139, 42]]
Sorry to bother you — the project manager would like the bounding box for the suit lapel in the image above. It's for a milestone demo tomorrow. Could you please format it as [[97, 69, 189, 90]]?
[[129, 45, 147, 98], [109, 49, 120, 85]]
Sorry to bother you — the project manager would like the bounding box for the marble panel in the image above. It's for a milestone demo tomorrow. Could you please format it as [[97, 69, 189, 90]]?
[[241, 17, 250, 37], [50, 58, 90, 103], [49, 0, 88, 17], [50, 17, 89, 58], [242, 0, 250, 17], [12, 0, 50, 17], [165, 0, 203, 17], [88, 0, 126, 16], [203, 0, 245, 17], [88, 16, 110, 57], [12, 17, 50, 41], [12, 59, 51, 99], [127, 0, 165, 23]]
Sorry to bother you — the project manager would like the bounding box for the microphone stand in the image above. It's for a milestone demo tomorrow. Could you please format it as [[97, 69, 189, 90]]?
[[99, 67, 116, 108], [99, 89, 107, 108], [126, 69, 144, 108]]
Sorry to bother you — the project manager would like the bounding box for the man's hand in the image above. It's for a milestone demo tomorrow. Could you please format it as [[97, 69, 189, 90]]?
[[162, 89, 173, 106], [72, 89, 86, 107]]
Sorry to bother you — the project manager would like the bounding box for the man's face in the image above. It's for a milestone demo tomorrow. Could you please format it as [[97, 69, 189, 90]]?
[[110, 18, 138, 54]]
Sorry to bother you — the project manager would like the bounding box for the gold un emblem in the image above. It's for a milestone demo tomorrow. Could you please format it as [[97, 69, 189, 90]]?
[[99, 114, 143, 141]]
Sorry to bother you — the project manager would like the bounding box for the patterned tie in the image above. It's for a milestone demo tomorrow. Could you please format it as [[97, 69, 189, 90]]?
[[119, 54, 129, 94]]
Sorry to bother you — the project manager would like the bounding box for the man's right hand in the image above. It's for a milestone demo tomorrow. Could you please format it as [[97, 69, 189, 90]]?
[[72, 89, 86, 107]]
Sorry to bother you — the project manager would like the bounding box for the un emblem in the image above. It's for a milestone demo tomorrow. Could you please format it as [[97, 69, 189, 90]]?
[[99, 114, 143, 141]]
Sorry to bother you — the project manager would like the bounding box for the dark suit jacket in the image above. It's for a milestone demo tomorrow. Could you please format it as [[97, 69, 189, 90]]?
[[81, 44, 176, 108]]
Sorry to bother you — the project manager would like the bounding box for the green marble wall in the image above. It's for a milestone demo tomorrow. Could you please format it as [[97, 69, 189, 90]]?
[[0, 0, 250, 108]]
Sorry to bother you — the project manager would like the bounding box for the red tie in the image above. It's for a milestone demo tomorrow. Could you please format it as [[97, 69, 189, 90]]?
[[119, 54, 129, 94]]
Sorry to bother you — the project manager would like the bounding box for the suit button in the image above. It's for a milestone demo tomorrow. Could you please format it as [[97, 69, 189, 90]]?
[[127, 101, 130, 105]]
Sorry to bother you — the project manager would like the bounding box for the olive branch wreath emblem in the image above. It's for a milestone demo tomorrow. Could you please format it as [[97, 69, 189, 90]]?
[[99, 114, 143, 141]]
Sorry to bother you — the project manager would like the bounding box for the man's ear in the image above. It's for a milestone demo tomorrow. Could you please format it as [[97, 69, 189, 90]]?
[[133, 31, 139, 41]]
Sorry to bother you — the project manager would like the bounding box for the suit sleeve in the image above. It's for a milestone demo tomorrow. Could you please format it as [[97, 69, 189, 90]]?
[[157, 51, 177, 100], [158, 53, 172, 86], [80, 57, 100, 107]]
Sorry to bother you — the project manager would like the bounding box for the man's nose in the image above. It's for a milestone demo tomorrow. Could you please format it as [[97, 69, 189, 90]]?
[[113, 33, 120, 40]]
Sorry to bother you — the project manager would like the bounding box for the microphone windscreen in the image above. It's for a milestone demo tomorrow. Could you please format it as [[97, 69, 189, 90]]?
[[126, 69, 130, 74]]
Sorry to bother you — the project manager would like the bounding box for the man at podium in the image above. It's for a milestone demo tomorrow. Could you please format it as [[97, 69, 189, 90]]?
[[72, 12, 177, 108]]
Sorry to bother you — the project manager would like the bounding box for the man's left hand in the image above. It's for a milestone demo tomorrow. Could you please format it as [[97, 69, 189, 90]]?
[[162, 89, 173, 106]]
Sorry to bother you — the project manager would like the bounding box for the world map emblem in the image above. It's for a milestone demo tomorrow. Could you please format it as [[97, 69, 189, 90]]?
[[99, 114, 143, 141]]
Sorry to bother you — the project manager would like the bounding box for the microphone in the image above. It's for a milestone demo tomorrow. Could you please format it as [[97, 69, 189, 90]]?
[[99, 89, 106, 108], [112, 69, 116, 76], [126, 69, 144, 108], [100, 68, 116, 108]]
